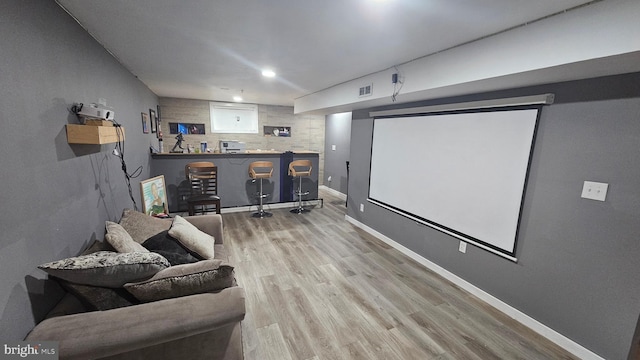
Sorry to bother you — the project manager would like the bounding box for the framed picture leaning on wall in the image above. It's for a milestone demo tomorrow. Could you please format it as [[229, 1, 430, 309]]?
[[140, 175, 169, 216]]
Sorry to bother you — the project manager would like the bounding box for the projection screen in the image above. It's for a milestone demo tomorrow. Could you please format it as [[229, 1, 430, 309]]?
[[368, 107, 539, 259]]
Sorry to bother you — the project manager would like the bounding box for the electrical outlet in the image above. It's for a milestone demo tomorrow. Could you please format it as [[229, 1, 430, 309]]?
[[327, 176, 332, 182], [359, 203, 364, 212], [458, 241, 467, 253], [331, 144, 336, 151], [581, 181, 608, 201]]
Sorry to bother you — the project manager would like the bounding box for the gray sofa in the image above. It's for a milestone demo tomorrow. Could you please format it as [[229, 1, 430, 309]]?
[[26, 214, 246, 360]]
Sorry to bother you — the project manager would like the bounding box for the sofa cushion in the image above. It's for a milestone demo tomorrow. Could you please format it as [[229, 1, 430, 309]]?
[[105, 221, 149, 253], [213, 244, 228, 262], [119, 209, 171, 244], [168, 215, 215, 259], [124, 260, 234, 302], [38, 251, 170, 288], [43, 293, 88, 319], [57, 279, 139, 311], [142, 231, 200, 265]]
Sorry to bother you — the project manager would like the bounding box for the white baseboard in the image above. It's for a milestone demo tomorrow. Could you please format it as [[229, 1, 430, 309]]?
[[221, 186, 338, 214], [319, 185, 347, 200], [221, 200, 323, 214], [344, 215, 604, 360]]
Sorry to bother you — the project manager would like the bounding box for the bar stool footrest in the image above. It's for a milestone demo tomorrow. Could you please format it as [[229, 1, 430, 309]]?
[[290, 208, 310, 214], [252, 211, 273, 218]]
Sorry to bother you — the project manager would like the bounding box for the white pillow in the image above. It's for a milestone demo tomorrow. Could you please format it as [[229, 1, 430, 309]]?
[[168, 215, 215, 259]]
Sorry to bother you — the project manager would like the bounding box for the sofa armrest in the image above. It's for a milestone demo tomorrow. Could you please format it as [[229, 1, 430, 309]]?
[[26, 287, 245, 360], [184, 214, 224, 244]]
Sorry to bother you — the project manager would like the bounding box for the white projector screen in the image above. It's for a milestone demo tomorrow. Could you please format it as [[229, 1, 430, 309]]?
[[369, 108, 539, 259]]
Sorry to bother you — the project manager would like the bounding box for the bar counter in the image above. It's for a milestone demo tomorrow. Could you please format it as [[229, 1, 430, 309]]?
[[150, 151, 319, 212]]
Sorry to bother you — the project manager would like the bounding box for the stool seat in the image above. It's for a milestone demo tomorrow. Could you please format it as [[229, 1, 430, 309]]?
[[250, 168, 273, 179], [289, 167, 311, 177], [249, 161, 274, 218], [187, 194, 221, 202]]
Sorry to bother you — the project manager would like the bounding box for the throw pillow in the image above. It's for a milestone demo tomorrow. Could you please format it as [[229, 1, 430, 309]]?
[[118, 209, 171, 244], [81, 239, 115, 255], [105, 221, 149, 253], [168, 215, 215, 259], [38, 251, 170, 288], [142, 231, 200, 266], [57, 279, 139, 311], [124, 259, 235, 302]]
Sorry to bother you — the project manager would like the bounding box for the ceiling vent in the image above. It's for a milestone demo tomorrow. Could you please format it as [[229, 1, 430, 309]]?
[[358, 83, 373, 97]]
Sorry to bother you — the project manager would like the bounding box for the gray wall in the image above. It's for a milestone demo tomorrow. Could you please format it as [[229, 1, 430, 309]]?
[[347, 73, 640, 360], [0, 0, 158, 340], [323, 112, 352, 194]]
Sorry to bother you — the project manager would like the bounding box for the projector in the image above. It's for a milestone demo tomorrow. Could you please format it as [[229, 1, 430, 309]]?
[[75, 103, 115, 120]]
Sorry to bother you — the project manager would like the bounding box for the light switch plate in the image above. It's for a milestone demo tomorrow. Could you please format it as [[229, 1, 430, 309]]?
[[581, 181, 608, 201], [331, 144, 336, 151], [458, 241, 467, 253]]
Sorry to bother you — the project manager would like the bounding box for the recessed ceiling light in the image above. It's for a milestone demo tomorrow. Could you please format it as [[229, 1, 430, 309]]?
[[262, 69, 276, 78], [233, 96, 243, 102]]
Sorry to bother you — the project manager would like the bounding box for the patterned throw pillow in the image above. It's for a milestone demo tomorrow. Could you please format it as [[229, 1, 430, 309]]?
[[124, 260, 234, 302], [168, 215, 215, 259], [38, 251, 170, 288]]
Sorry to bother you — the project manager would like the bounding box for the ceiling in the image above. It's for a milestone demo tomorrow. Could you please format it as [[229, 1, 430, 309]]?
[[56, 0, 596, 107]]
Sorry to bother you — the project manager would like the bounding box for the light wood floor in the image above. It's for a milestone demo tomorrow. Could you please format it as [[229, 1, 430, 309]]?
[[222, 189, 576, 360]]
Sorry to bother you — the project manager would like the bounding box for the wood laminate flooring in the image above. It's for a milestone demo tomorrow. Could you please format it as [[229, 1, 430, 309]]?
[[222, 189, 577, 360]]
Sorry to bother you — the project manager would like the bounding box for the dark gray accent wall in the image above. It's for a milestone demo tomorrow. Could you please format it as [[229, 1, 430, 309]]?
[[0, 0, 158, 340], [323, 112, 352, 194], [347, 73, 640, 360]]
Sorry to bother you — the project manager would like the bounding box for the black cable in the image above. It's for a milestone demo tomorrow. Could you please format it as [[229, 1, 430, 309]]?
[[70, 103, 83, 114], [69, 103, 87, 124], [391, 66, 404, 102], [111, 119, 143, 211]]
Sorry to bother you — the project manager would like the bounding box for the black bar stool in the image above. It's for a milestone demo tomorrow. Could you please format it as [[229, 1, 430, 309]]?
[[249, 161, 274, 218], [288, 159, 312, 214]]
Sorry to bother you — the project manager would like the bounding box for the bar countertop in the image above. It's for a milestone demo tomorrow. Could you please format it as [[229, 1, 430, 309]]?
[[151, 150, 319, 157]]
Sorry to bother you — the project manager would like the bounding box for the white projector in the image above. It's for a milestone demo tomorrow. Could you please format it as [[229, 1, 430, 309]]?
[[77, 103, 115, 120]]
